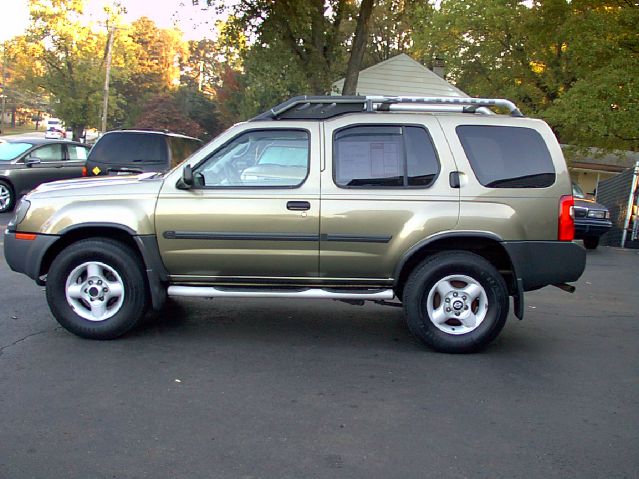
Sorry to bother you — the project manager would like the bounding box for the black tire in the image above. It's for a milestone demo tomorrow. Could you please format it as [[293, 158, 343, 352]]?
[[403, 252, 509, 353], [46, 238, 149, 339], [0, 179, 16, 213], [583, 237, 600, 250]]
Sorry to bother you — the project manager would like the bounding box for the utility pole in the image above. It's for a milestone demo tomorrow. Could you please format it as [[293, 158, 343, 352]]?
[[101, 26, 115, 134], [1, 44, 7, 129]]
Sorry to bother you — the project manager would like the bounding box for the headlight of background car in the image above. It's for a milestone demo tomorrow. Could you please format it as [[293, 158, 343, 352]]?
[[587, 210, 607, 219], [7, 199, 31, 231]]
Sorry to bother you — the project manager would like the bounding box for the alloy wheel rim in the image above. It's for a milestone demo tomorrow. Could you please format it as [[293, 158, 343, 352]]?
[[425, 274, 489, 335], [0, 185, 11, 210], [65, 261, 125, 322]]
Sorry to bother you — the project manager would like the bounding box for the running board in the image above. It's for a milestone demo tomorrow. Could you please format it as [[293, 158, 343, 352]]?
[[167, 286, 395, 301]]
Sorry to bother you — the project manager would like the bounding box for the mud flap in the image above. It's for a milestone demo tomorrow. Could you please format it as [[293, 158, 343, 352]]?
[[513, 277, 524, 320]]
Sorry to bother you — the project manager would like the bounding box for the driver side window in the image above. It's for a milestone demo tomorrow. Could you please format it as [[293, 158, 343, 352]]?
[[193, 129, 309, 188], [27, 144, 64, 162]]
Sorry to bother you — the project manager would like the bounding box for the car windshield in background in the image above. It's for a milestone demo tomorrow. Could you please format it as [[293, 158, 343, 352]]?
[[0, 142, 33, 161], [572, 182, 586, 199]]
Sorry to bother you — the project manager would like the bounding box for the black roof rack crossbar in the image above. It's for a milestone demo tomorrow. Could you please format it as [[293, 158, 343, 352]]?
[[250, 96, 371, 121], [250, 95, 524, 121]]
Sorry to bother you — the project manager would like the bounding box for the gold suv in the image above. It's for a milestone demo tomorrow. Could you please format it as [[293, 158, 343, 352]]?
[[4, 96, 586, 352]]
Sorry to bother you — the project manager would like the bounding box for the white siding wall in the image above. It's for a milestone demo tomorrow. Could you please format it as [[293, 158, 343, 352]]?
[[333, 54, 467, 97]]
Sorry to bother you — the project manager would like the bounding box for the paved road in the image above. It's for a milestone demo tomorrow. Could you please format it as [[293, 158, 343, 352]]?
[[0, 131, 46, 140], [1, 213, 637, 478]]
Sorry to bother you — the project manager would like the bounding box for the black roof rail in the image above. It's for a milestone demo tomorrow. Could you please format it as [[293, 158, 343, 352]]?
[[250, 95, 524, 121], [106, 128, 201, 140]]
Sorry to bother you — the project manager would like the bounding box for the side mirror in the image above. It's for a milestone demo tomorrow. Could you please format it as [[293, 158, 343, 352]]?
[[25, 157, 42, 167], [176, 164, 194, 189]]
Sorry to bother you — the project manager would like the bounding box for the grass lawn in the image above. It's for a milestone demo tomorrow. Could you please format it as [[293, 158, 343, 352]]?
[[0, 124, 44, 136]]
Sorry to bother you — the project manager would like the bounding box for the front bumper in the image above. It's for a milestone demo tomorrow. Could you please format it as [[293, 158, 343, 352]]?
[[574, 219, 612, 238], [503, 241, 586, 291], [4, 231, 59, 281]]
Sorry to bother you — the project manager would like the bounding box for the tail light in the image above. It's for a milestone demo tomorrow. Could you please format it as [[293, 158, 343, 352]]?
[[82, 166, 87, 177], [558, 195, 575, 241]]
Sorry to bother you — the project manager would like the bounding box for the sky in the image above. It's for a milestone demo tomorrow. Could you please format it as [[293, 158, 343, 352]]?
[[0, 0, 222, 42]]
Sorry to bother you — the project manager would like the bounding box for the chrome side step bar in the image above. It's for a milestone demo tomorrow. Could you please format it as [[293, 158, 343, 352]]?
[[167, 286, 395, 301]]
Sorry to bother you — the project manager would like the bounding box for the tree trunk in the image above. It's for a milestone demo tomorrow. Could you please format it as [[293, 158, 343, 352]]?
[[72, 125, 85, 142], [342, 0, 375, 96]]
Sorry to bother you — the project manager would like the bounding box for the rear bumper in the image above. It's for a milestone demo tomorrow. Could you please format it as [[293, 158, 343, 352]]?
[[574, 219, 612, 238], [4, 231, 59, 281], [503, 241, 586, 291]]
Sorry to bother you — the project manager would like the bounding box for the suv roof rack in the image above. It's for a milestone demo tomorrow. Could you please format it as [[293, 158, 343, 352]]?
[[250, 95, 524, 121]]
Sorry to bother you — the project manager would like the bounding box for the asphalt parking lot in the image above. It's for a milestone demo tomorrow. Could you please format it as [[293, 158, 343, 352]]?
[[1, 211, 637, 479]]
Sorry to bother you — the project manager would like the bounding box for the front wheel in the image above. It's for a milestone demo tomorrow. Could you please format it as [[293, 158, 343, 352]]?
[[46, 238, 149, 339], [0, 180, 15, 213], [403, 252, 509, 353]]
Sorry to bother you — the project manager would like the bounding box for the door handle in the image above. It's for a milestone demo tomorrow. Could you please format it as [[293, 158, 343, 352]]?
[[449, 171, 461, 188], [287, 201, 311, 211]]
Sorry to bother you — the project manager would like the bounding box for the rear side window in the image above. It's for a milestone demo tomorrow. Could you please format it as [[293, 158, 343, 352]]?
[[456, 125, 555, 188], [89, 133, 168, 165], [334, 125, 439, 188], [169, 137, 202, 168]]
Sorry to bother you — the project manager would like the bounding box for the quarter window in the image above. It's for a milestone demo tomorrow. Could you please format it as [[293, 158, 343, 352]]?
[[334, 125, 439, 188], [194, 130, 309, 188], [456, 125, 555, 188], [169, 137, 202, 168], [68, 145, 88, 160], [29, 144, 64, 162]]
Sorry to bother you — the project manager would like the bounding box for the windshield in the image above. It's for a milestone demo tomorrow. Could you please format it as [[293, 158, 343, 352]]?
[[0, 142, 33, 161], [572, 182, 586, 199], [257, 144, 308, 167]]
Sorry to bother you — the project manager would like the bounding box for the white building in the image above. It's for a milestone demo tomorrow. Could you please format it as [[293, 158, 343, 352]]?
[[332, 53, 467, 98]]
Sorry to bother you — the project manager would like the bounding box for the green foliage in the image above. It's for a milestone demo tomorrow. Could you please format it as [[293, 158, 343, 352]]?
[[25, 0, 106, 138], [232, 40, 313, 121], [207, 0, 354, 95], [180, 39, 222, 93], [366, 0, 421, 65], [133, 93, 205, 138], [542, 2, 639, 150], [111, 17, 188, 128], [412, 0, 639, 150], [173, 87, 222, 138], [6, 0, 637, 151], [544, 57, 639, 150]]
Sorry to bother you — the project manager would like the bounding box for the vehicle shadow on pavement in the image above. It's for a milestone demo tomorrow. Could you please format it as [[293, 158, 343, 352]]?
[[132, 297, 419, 351], [129, 297, 537, 355]]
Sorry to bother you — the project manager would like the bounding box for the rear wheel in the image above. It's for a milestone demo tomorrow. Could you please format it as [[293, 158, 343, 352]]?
[[583, 236, 600, 250], [403, 252, 509, 353], [0, 180, 15, 213], [46, 238, 149, 339]]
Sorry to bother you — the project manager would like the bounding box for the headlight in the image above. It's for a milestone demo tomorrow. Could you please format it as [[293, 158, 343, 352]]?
[[605, 211, 610, 219], [587, 210, 606, 219], [7, 199, 31, 231]]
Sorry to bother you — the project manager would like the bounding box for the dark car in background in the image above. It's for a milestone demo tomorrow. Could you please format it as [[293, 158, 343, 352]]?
[[0, 139, 90, 212], [86, 130, 201, 177], [573, 182, 612, 249]]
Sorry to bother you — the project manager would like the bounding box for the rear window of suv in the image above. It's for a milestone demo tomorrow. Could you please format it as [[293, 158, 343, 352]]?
[[334, 125, 440, 188], [89, 132, 168, 165], [456, 125, 555, 188]]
